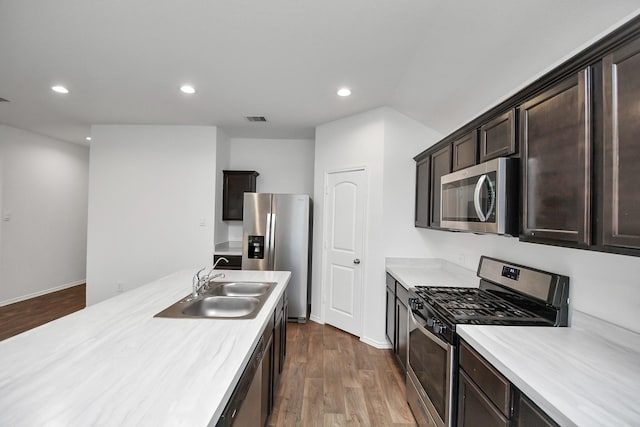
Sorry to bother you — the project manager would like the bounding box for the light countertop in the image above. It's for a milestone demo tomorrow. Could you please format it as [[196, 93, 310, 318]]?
[[385, 257, 478, 290], [458, 311, 640, 427], [0, 269, 291, 427], [214, 241, 242, 256]]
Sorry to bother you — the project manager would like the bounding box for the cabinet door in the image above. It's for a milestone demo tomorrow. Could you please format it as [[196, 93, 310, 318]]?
[[452, 131, 478, 171], [262, 333, 274, 421], [480, 109, 517, 162], [520, 69, 591, 244], [415, 156, 431, 228], [213, 255, 242, 270], [395, 298, 408, 372], [430, 145, 452, 227], [516, 395, 559, 427], [458, 370, 509, 427], [222, 170, 258, 221], [386, 285, 395, 348], [603, 38, 640, 250]]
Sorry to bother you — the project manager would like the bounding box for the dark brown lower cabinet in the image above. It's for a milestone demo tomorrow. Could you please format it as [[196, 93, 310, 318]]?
[[213, 254, 242, 270], [262, 321, 274, 423], [603, 36, 640, 250], [520, 68, 592, 245], [386, 277, 395, 346], [458, 370, 509, 427], [395, 285, 409, 371], [458, 340, 559, 427], [516, 395, 558, 427]]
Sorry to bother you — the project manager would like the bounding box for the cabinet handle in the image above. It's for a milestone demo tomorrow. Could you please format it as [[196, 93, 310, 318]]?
[[353, 258, 361, 265]]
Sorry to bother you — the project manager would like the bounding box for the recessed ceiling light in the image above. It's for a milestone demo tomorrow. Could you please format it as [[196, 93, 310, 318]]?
[[85, 136, 92, 141], [337, 88, 351, 97], [180, 85, 196, 94], [51, 85, 69, 94]]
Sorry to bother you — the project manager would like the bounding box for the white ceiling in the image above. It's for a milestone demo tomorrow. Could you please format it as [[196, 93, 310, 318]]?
[[1, 0, 639, 145]]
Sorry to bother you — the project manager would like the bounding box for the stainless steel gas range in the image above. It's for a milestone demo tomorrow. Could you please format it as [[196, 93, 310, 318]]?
[[406, 256, 569, 427]]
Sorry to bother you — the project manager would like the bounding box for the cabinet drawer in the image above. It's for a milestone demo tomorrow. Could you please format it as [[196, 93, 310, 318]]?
[[214, 254, 242, 270], [459, 340, 511, 417], [458, 370, 509, 427]]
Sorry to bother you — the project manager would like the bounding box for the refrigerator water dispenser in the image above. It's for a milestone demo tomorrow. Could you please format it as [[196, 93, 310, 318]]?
[[248, 235, 265, 259]]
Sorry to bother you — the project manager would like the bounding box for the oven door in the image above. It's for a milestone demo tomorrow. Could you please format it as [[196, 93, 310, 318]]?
[[407, 307, 454, 427]]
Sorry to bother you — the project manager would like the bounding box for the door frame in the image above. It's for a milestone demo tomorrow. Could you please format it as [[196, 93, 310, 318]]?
[[320, 166, 369, 337]]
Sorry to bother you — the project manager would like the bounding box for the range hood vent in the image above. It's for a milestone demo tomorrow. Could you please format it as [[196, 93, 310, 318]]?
[[0, 97, 9, 102], [245, 116, 267, 122]]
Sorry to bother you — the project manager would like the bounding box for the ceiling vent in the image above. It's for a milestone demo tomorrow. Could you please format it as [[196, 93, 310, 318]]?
[[0, 97, 9, 102], [245, 116, 267, 122]]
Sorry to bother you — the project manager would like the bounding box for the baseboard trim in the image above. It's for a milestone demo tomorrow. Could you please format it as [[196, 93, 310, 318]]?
[[309, 313, 324, 324], [0, 280, 86, 308], [360, 335, 392, 349]]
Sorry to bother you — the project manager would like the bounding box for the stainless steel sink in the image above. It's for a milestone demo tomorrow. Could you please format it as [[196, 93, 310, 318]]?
[[182, 296, 259, 317], [155, 281, 276, 319], [208, 282, 272, 297]]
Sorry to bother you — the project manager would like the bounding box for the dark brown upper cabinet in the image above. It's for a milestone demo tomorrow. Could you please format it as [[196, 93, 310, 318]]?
[[222, 170, 259, 221], [480, 109, 517, 162], [520, 69, 592, 245], [415, 155, 430, 228], [452, 131, 478, 171], [603, 37, 640, 250], [430, 145, 452, 227]]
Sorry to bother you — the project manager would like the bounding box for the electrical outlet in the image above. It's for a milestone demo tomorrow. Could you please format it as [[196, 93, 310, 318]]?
[[117, 282, 124, 293]]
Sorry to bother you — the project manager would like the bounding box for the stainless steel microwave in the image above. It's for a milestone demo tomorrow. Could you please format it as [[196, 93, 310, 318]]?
[[440, 157, 518, 235]]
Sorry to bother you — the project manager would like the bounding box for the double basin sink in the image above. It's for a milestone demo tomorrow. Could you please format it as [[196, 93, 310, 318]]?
[[155, 281, 276, 319]]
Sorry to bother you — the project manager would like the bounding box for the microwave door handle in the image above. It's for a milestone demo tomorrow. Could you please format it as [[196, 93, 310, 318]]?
[[473, 174, 488, 222]]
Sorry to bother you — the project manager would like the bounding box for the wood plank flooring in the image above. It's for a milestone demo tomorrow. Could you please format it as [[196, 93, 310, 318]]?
[[0, 284, 86, 341], [268, 321, 417, 427]]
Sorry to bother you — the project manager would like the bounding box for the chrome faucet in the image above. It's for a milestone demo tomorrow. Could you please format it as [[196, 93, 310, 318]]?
[[191, 257, 229, 298], [207, 257, 229, 279]]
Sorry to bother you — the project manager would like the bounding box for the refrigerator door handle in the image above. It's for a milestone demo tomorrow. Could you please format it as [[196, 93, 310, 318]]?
[[265, 213, 272, 268], [269, 213, 276, 269]]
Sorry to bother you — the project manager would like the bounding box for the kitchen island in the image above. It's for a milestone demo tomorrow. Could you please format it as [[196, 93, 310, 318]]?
[[0, 269, 290, 427]]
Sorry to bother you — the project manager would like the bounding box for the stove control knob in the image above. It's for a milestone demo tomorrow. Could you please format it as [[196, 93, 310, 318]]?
[[410, 299, 424, 310], [432, 320, 445, 335]]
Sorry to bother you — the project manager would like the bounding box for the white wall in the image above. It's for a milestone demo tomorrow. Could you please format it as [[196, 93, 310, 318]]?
[[382, 108, 442, 256], [226, 137, 315, 242], [313, 108, 386, 346], [214, 129, 230, 245], [86, 125, 218, 305], [417, 228, 640, 333], [0, 125, 89, 306], [229, 138, 315, 194]]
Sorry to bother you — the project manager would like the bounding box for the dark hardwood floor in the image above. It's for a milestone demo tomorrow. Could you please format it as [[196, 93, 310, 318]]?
[[0, 284, 86, 341], [268, 321, 417, 427]]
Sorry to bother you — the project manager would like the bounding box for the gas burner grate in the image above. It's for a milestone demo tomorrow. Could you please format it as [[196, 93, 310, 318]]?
[[413, 286, 542, 322]]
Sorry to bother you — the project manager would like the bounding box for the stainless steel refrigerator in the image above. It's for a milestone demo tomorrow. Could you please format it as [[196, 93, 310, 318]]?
[[242, 193, 312, 322]]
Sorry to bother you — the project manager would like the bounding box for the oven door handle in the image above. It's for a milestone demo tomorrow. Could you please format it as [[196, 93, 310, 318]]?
[[409, 309, 449, 351]]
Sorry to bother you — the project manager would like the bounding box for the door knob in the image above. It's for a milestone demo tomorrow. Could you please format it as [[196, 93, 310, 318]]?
[[353, 258, 361, 264]]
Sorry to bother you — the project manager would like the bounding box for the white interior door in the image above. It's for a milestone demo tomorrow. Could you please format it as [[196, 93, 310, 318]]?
[[323, 168, 367, 337]]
